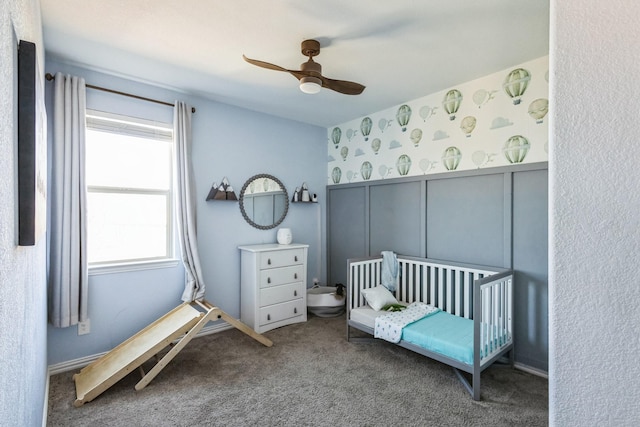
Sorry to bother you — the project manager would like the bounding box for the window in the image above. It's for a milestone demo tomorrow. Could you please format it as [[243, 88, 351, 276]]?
[[85, 110, 174, 267]]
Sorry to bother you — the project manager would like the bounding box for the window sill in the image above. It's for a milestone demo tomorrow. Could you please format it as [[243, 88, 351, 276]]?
[[89, 259, 181, 276]]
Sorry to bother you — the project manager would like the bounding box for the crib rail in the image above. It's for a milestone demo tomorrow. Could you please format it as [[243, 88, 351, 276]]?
[[475, 270, 514, 367], [348, 255, 504, 319]]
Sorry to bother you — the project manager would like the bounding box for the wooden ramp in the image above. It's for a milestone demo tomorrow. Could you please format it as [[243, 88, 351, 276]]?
[[73, 300, 272, 407]]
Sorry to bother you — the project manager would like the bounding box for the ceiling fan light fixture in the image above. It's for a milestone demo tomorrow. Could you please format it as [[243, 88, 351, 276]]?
[[299, 76, 322, 94]]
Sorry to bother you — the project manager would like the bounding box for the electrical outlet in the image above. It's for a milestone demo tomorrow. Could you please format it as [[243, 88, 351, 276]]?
[[78, 319, 90, 335]]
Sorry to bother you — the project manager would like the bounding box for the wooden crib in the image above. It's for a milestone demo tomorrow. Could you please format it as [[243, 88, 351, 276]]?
[[346, 255, 514, 400]]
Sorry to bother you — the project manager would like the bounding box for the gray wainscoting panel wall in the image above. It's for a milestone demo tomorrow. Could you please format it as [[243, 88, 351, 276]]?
[[326, 162, 548, 373], [512, 169, 549, 371], [369, 181, 424, 257], [426, 174, 505, 267], [328, 186, 367, 287]]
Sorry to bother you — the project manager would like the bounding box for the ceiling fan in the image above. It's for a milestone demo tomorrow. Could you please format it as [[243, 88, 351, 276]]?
[[243, 39, 365, 95]]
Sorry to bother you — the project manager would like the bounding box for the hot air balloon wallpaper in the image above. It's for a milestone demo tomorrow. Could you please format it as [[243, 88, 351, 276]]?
[[503, 135, 530, 163], [442, 146, 462, 171], [326, 55, 548, 185], [378, 165, 391, 179], [331, 127, 342, 147], [419, 158, 437, 174], [360, 161, 373, 180], [360, 117, 372, 141], [396, 105, 412, 132], [410, 128, 423, 147], [471, 151, 496, 168], [331, 167, 342, 184], [396, 154, 412, 176], [528, 98, 549, 123], [371, 138, 381, 155], [460, 116, 477, 137], [503, 68, 531, 105], [442, 89, 463, 120], [340, 146, 349, 161], [378, 118, 392, 133], [472, 89, 497, 108], [419, 105, 437, 121]]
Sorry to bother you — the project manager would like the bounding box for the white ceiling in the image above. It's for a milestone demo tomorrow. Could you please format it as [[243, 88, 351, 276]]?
[[40, 0, 549, 128]]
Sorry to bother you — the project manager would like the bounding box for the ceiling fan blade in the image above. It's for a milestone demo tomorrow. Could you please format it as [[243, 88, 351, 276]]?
[[243, 54, 312, 82], [320, 77, 366, 95], [242, 55, 292, 73]]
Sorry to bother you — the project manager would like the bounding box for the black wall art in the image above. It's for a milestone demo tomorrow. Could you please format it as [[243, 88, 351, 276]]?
[[18, 40, 47, 246]]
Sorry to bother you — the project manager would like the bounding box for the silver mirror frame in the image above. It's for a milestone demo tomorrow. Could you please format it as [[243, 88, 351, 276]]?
[[238, 173, 289, 230]]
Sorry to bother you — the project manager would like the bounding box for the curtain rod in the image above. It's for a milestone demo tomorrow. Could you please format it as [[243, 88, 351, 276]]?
[[45, 73, 195, 113]]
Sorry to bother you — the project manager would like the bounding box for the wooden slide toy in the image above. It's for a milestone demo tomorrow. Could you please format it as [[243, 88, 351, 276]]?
[[72, 300, 272, 407]]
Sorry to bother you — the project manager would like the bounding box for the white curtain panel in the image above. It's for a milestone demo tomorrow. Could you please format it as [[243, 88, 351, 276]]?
[[174, 101, 206, 302], [48, 73, 88, 328]]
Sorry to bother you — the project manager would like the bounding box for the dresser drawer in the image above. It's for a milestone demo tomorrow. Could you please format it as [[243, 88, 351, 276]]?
[[260, 265, 304, 288], [259, 248, 304, 269], [259, 299, 305, 326], [260, 282, 303, 307]]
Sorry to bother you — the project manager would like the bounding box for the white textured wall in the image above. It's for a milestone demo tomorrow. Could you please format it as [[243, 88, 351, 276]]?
[[0, 0, 48, 425], [550, 1, 640, 425]]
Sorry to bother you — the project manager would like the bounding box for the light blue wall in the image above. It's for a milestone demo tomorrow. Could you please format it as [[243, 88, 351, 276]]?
[[46, 58, 327, 365], [0, 1, 48, 425]]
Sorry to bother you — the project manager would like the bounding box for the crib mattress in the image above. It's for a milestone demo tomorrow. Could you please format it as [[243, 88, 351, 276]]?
[[350, 307, 474, 365]]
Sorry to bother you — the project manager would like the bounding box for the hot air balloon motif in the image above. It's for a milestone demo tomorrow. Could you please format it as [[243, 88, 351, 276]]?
[[360, 161, 373, 180], [442, 89, 463, 120], [503, 68, 531, 105], [340, 146, 349, 161], [419, 105, 437, 121], [419, 158, 437, 174], [410, 128, 423, 147], [471, 151, 488, 168], [378, 165, 390, 179], [472, 89, 497, 108], [331, 127, 342, 147], [346, 128, 357, 141], [378, 118, 392, 133], [503, 135, 530, 163], [528, 98, 549, 123], [396, 104, 412, 132], [371, 138, 381, 155], [346, 170, 356, 182], [460, 116, 477, 137], [360, 117, 372, 141], [396, 154, 412, 176], [442, 146, 462, 171], [331, 167, 342, 184]]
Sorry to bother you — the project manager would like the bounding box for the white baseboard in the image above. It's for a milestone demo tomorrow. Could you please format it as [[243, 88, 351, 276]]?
[[514, 362, 548, 379], [42, 371, 50, 427], [47, 321, 233, 376]]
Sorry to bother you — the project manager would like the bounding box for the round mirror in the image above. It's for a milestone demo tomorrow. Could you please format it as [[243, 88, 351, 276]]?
[[239, 174, 289, 230]]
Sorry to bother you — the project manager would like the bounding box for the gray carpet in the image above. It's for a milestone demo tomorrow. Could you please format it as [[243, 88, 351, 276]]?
[[47, 313, 548, 426]]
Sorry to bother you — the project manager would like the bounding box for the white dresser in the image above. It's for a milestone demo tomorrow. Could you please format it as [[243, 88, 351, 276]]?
[[239, 243, 308, 333]]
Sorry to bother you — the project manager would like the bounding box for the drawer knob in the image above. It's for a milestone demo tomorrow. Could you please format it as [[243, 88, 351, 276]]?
[[267, 277, 271, 284], [267, 314, 271, 321], [294, 256, 298, 262], [294, 290, 297, 297], [294, 308, 297, 314], [267, 258, 271, 265], [294, 273, 298, 279]]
